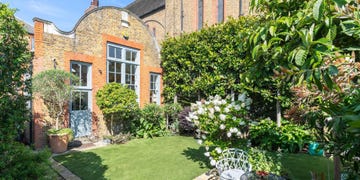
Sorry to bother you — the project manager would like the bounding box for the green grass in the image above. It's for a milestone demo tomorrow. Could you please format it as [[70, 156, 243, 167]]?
[[53, 136, 209, 180], [54, 136, 334, 180], [281, 153, 334, 179]]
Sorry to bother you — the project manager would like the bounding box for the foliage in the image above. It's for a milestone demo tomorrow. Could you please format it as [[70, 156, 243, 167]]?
[[250, 118, 315, 153], [248, 148, 284, 175], [105, 132, 132, 144], [96, 83, 139, 135], [163, 103, 183, 132], [178, 106, 195, 135], [321, 89, 360, 177], [0, 142, 56, 179], [0, 3, 32, 143], [249, 0, 360, 176], [186, 94, 252, 166], [47, 128, 74, 142], [132, 104, 167, 138], [161, 17, 265, 105], [32, 69, 78, 130]]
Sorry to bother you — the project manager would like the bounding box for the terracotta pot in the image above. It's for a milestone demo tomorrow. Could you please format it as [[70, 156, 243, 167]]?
[[49, 134, 69, 153]]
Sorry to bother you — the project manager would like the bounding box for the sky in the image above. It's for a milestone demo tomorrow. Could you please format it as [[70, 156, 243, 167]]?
[[1, 0, 134, 31]]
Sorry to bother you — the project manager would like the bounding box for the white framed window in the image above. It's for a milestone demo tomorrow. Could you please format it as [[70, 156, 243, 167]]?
[[106, 43, 140, 99], [150, 73, 160, 104]]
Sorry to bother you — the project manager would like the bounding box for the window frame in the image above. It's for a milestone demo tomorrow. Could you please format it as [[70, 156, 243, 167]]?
[[106, 43, 140, 99]]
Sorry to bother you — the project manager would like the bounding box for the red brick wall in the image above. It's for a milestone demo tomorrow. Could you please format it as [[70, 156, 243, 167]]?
[[32, 7, 161, 149]]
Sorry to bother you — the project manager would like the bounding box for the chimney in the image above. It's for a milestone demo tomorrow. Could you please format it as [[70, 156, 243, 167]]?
[[85, 0, 99, 14]]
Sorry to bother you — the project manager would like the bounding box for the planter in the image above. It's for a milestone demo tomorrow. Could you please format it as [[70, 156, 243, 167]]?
[[49, 134, 69, 153]]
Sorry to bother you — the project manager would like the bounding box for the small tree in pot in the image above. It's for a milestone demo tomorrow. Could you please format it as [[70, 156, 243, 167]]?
[[32, 69, 78, 153]]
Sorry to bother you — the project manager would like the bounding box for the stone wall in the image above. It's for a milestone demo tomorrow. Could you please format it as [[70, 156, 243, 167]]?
[[32, 7, 161, 149]]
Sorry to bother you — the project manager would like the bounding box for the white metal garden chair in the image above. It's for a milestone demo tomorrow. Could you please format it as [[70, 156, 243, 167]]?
[[216, 148, 252, 180]]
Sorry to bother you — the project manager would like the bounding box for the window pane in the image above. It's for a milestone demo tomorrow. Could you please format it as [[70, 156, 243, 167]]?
[[116, 47, 122, 59], [126, 50, 131, 61], [71, 63, 80, 86], [116, 74, 121, 83], [131, 75, 135, 84], [80, 92, 88, 110], [72, 92, 80, 110], [109, 72, 115, 82], [109, 46, 115, 58], [108, 61, 115, 72], [81, 65, 88, 87], [132, 64, 136, 73], [126, 64, 130, 74], [131, 52, 137, 62], [126, 74, 130, 84], [116, 62, 121, 73]]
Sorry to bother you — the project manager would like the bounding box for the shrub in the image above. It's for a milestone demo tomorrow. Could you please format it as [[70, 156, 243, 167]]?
[[186, 93, 252, 166], [96, 83, 139, 135], [178, 106, 195, 135], [248, 148, 284, 176], [132, 104, 167, 138], [250, 119, 315, 153], [0, 142, 56, 179], [163, 103, 183, 132]]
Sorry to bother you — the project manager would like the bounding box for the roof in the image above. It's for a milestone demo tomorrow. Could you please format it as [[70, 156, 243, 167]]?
[[16, 17, 34, 34], [126, 0, 165, 18]]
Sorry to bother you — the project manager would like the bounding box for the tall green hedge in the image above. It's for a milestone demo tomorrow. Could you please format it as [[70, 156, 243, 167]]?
[[161, 17, 263, 105]]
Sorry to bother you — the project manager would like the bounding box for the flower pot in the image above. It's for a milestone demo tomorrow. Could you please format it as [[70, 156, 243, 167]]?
[[49, 134, 69, 153]]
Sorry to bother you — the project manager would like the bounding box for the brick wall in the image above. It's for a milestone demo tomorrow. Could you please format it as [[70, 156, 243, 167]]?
[[32, 7, 161, 149], [143, 0, 251, 39]]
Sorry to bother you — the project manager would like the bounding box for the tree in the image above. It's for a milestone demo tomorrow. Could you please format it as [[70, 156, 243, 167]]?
[[0, 3, 32, 142], [32, 69, 78, 130], [96, 83, 139, 135], [0, 4, 54, 178], [250, 0, 360, 177]]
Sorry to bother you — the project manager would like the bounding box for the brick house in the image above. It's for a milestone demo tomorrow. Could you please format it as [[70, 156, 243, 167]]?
[[126, 0, 251, 45], [32, 1, 162, 148]]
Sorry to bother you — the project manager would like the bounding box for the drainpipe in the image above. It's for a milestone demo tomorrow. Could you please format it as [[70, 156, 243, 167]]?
[[180, 0, 184, 34]]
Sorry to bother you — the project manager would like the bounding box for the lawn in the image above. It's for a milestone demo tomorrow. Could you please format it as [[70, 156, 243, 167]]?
[[54, 136, 209, 180], [54, 136, 334, 180]]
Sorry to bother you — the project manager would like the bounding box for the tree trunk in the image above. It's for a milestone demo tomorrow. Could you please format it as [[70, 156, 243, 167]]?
[[334, 155, 341, 180], [276, 88, 281, 127], [174, 94, 178, 103], [111, 114, 114, 135]]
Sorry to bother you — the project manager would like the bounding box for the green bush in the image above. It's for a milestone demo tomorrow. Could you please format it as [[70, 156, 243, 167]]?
[[250, 119, 315, 153], [248, 148, 284, 176], [0, 142, 56, 179], [132, 104, 167, 138], [163, 103, 183, 133], [96, 83, 139, 135]]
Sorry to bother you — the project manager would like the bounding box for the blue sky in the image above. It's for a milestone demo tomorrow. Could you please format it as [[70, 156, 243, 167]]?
[[1, 0, 134, 31]]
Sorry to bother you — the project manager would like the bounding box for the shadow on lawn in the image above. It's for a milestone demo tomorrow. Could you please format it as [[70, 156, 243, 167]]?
[[54, 151, 108, 179], [182, 146, 211, 169]]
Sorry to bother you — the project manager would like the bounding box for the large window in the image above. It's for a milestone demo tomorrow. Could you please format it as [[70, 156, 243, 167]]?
[[107, 43, 140, 96], [218, 0, 224, 23], [198, 0, 204, 29]]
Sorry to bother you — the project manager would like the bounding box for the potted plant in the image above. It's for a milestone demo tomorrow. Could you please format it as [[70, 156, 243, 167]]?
[[32, 69, 79, 153]]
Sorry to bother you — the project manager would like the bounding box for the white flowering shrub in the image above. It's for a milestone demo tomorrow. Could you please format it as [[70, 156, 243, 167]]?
[[187, 93, 252, 166]]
